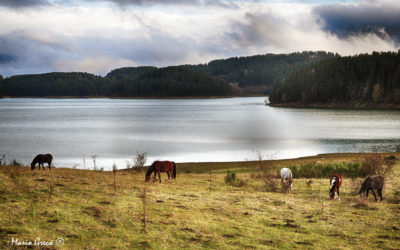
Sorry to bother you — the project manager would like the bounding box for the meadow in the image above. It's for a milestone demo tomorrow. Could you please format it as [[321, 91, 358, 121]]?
[[0, 153, 399, 249]]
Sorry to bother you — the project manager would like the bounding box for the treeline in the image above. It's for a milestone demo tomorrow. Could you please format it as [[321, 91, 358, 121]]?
[[187, 51, 336, 93], [0, 66, 232, 97], [270, 51, 400, 107]]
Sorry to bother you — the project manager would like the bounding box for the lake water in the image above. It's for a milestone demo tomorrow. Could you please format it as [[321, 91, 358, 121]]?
[[0, 97, 399, 170]]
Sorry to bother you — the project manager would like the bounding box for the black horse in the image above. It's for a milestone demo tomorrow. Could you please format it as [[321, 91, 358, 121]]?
[[31, 154, 53, 171], [359, 175, 384, 202]]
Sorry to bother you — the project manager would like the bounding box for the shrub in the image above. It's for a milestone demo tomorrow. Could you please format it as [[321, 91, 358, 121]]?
[[224, 171, 246, 187], [257, 165, 279, 192]]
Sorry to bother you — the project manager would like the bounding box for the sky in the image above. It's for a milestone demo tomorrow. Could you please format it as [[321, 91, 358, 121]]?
[[0, 0, 399, 77]]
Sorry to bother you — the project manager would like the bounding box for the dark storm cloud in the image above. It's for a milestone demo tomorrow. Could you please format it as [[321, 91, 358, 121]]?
[[0, 0, 49, 8], [313, 2, 400, 40], [0, 31, 71, 76]]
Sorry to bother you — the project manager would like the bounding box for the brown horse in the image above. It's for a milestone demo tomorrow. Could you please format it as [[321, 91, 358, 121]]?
[[31, 154, 53, 171], [329, 174, 342, 200], [359, 175, 384, 202], [145, 161, 176, 182]]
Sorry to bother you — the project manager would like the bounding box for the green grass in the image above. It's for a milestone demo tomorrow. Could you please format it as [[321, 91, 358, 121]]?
[[0, 153, 399, 249]]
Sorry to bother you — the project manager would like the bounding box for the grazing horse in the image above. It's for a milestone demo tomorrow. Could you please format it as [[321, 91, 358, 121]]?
[[329, 174, 342, 200], [359, 175, 385, 202], [31, 154, 53, 171], [280, 168, 293, 193], [145, 161, 176, 183]]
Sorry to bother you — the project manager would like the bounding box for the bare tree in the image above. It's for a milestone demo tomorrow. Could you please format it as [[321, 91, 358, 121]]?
[[134, 152, 147, 168], [112, 162, 117, 193], [91, 155, 97, 171]]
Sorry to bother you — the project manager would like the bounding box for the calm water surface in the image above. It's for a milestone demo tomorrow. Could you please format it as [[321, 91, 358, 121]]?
[[0, 97, 399, 169]]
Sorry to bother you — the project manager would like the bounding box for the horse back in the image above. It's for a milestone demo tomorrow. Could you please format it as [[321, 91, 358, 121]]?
[[371, 175, 384, 189], [280, 168, 292, 179]]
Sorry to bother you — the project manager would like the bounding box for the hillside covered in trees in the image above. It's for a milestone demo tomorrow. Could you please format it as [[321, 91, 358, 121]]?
[[187, 51, 336, 94], [269, 51, 400, 108], [0, 51, 336, 97], [0, 67, 232, 97]]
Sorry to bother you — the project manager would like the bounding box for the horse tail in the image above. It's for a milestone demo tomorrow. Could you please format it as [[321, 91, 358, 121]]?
[[173, 162, 176, 179]]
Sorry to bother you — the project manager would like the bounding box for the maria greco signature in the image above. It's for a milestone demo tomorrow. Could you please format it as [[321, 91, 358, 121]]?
[[11, 237, 64, 247]]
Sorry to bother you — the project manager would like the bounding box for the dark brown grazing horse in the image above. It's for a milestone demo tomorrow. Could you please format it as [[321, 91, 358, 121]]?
[[359, 175, 384, 202], [31, 154, 53, 171], [145, 160, 176, 183], [329, 174, 342, 200]]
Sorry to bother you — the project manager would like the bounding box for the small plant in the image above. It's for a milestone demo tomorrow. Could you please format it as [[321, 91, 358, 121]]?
[[112, 162, 117, 193], [224, 170, 246, 187], [137, 186, 147, 233], [258, 165, 279, 192], [91, 155, 97, 171], [11, 159, 22, 167], [0, 154, 6, 165], [224, 170, 236, 183], [134, 152, 147, 168]]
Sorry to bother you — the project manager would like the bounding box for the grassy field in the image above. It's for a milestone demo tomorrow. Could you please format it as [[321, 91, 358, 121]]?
[[0, 153, 400, 249]]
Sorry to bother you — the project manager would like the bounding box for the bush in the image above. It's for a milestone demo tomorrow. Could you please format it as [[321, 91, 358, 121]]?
[[255, 165, 279, 192], [289, 161, 364, 178], [287, 155, 395, 179], [224, 171, 246, 187], [361, 156, 394, 176]]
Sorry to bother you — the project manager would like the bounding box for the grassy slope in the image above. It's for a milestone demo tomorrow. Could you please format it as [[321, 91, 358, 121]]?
[[0, 153, 400, 249]]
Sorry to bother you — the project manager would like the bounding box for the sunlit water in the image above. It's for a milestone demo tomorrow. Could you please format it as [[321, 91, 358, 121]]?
[[0, 97, 399, 170]]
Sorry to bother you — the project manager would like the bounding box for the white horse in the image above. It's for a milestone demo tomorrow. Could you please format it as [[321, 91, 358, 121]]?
[[280, 168, 293, 193]]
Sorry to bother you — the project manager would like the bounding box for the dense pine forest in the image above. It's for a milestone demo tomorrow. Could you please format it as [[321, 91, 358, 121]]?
[[0, 51, 334, 98], [187, 51, 335, 94], [0, 67, 232, 97], [269, 51, 400, 108]]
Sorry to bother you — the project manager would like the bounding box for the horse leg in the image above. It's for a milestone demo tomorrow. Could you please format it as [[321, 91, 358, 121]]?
[[167, 171, 170, 181], [371, 189, 378, 202], [378, 188, 383, 201], [48, 162, 51, 171], [158, 170, 161, 183], [153, 171, 157, 182]]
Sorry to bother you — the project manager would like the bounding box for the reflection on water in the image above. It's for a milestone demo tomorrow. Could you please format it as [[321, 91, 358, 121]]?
[[0, 97, 399, 169]]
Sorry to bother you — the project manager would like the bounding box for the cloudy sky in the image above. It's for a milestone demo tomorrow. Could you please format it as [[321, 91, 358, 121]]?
[[0, 0, 399, 77]]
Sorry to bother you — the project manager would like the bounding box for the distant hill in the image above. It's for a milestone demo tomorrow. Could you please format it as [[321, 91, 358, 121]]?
[[106, 66, 232, 97], [0, 67, 232, 97], [0, 51, 337, 97], [105, 66, 156, 81], [269, 51, 400, 108], [1, 72, 106, 97], [186, 51, 336, 95]]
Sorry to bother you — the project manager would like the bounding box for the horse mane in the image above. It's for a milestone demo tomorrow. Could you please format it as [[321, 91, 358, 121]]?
[[145, 162, 155, 178]]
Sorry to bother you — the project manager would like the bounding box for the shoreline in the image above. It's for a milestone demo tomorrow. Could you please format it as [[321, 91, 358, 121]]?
[[36, 152, 398, 172], [268, 102, 400, 110]]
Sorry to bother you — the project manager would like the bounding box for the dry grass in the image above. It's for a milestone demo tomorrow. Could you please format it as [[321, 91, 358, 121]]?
[[0, 152, 399, 249]]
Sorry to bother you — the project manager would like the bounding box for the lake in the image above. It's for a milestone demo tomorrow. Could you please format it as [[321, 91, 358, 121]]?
[[0, 97, 399, 170]]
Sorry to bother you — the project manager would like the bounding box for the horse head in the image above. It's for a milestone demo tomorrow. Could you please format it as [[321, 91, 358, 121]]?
[[31, 163, 36, 170], [359, 176, 372, 198], [329, 177, 336, 200]]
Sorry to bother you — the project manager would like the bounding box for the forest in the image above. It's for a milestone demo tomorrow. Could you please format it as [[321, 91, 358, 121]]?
[[0, 51, 334, 97], [0, 67, 232, 97], [269, 51, 400, 107], [187, 51, 336, 94]]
